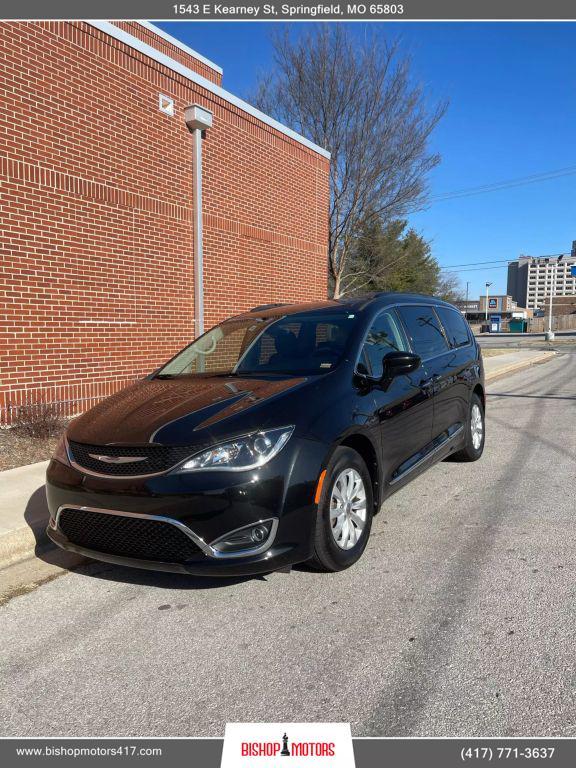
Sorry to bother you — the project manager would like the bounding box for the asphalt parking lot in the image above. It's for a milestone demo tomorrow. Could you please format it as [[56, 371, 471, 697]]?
[[1, 352, 575, 737]]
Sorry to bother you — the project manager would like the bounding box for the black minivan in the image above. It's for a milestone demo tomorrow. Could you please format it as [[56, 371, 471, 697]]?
[[46, 293, 485, 575]]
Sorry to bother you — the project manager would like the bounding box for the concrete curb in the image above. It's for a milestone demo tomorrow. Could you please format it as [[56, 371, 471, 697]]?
[[0, 526, 49, 569], [484, 350, 556, 383], [0, 350, 557, 572]]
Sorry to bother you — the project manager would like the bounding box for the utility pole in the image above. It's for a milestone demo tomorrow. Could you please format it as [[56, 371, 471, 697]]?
[[464, 281, 470, 319], [485, 282, 492, 322]]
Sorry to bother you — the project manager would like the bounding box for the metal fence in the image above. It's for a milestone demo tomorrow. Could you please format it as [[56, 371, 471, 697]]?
[[0, 378, 140, 427]]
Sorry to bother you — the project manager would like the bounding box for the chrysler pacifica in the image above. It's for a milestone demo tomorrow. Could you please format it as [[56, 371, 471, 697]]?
[[46, 293, 485, 575]]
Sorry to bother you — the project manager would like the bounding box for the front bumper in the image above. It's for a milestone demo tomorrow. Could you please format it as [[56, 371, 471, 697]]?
[[46, 523, 296, 576], [45, 436, 326, 576]]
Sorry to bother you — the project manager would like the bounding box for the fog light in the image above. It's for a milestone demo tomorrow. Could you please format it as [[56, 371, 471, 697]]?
[[210, 518, 278, 558], [251, 525, 267, 543]]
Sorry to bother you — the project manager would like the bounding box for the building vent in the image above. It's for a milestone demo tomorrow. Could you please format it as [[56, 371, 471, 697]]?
[[158, 94, 175, 116]]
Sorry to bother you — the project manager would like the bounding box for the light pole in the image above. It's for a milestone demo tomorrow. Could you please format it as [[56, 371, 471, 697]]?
[[485, 282, 492, 322], [546, 255, 564, 342], [184, 104, 213, 339], [464, 281, 470, 319]]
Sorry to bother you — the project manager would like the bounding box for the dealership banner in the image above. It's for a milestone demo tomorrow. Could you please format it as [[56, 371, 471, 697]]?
[[1, 738, 576, 767], [1, 0, 576, 19]]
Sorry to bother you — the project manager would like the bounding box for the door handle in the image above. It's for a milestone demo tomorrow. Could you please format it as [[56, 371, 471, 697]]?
[[420, 373, 440, 390]]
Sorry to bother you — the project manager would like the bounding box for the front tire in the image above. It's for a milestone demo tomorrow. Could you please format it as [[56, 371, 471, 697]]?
[[452, 392, 485, 462], [310, 447, 373, 572]]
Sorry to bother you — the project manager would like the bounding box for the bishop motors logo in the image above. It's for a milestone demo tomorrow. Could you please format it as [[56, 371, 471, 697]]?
[[240, 731, 336, 758], [222, 723, 355, 768]]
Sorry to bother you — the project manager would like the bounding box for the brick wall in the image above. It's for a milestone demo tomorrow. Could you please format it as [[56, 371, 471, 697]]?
[[0, 21, 329, 424], [542, 296, 576, 316]]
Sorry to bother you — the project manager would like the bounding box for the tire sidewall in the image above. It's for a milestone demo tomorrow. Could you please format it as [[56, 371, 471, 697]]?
[[315, 447, 374, 570]]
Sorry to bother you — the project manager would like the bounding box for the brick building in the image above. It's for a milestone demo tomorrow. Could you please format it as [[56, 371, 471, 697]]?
[[0, 21, 330, 424], [542, 296, 576, 316]]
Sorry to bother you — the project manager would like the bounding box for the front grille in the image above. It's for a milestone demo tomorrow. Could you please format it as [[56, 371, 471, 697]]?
[[67, 441, 196, 476], [58, 508, 204, 563]]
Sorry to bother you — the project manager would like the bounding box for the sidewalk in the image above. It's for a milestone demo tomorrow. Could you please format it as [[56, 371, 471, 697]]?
[[0, 461, 50, 567], [0, 349, 556, 569], [483, 348, 555, 381]]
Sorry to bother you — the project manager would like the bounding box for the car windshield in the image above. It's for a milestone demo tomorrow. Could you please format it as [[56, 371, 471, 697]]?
[[155, 312, 358, 377]]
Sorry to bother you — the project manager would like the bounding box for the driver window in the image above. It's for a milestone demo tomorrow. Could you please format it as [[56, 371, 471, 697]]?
[[360, 309, 409, 378]]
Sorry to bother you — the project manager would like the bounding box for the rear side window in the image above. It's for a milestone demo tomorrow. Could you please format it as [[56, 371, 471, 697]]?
[[436, 307, 471, 349], [397, 305, 449, 359], [360, 309, 409, 378]]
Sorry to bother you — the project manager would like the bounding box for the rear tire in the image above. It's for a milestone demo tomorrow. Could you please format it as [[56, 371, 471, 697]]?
[[452, 392, 485, 462], [309, 447, 373, 572]]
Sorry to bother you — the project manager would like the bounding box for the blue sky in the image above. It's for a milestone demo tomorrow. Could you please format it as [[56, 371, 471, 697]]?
[[157, 22, 576, 300]]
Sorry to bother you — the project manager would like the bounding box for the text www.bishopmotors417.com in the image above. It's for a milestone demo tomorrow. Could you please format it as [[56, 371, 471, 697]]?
[[14, 745, 162, 759]]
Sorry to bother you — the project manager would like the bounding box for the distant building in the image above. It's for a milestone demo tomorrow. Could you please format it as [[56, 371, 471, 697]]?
[[507, 250, 576, 310], [456, 295, 530, 323], [479, 294, 516, 314], [455, 299, 480, 315]]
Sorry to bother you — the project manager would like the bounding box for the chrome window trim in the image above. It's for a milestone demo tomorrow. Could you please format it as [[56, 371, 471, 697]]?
[[54, 504, 279, 561], [397, 304, 452, 362], [434, 305, 473, 351], [353, 301, 460, 376]]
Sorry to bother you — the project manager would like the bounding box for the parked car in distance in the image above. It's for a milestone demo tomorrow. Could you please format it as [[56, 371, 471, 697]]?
[[46, 293, 485, 575]]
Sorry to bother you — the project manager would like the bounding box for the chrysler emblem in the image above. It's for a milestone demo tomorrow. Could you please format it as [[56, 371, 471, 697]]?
[[88, 454, 147, 464]]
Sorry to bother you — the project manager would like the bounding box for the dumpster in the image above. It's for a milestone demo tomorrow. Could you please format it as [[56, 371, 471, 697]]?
[[509, 319, 527, 333]]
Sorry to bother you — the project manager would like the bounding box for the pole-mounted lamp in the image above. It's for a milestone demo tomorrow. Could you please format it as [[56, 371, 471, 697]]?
[[184, 104, 213, 338], [485, 282, 492, 322]]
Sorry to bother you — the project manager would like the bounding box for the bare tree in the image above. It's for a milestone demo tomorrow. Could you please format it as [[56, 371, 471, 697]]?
[[253, 26, 446, 297], [436, 271, 465, 303]]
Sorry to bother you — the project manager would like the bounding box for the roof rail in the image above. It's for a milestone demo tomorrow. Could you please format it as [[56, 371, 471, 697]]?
[[249, 302, 290, 312]]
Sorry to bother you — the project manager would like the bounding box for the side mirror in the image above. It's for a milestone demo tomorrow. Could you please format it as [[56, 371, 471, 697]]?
[[382, 351, 421, 379]]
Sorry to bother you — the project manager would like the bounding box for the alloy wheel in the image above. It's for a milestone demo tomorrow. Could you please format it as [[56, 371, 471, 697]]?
[[329, 468, 367, 550], [471, 403, 484, 450]]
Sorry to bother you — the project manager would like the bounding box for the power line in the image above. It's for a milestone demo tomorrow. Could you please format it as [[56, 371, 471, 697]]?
[[440, 252, 569, 271], [429, 165, 576, 204], [442, 265, 510, 274]]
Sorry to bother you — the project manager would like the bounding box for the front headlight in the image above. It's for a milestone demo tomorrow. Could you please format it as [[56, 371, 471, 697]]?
[[177, 426, 294, 472]]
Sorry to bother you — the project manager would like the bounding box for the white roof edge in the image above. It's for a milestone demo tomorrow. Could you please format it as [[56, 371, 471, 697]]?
[[137, 20, 223, 75], [86, 21, 331, 160]]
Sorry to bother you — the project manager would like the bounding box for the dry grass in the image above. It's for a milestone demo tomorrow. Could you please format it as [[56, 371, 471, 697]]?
[[0, 428, 65, 472], [0, 402, 69, 471], [10, 401, 66, 439]]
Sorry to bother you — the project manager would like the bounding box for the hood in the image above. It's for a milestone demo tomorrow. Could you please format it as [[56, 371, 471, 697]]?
[[67, 375, 311, 446]]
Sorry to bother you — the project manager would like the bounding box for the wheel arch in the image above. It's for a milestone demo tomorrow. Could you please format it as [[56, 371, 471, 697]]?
[[337, 432, 381, 513], [473, 382, 485, 410]]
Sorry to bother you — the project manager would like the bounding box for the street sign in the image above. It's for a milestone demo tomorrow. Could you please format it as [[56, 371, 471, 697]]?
[[571, 265, 576, 277]]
